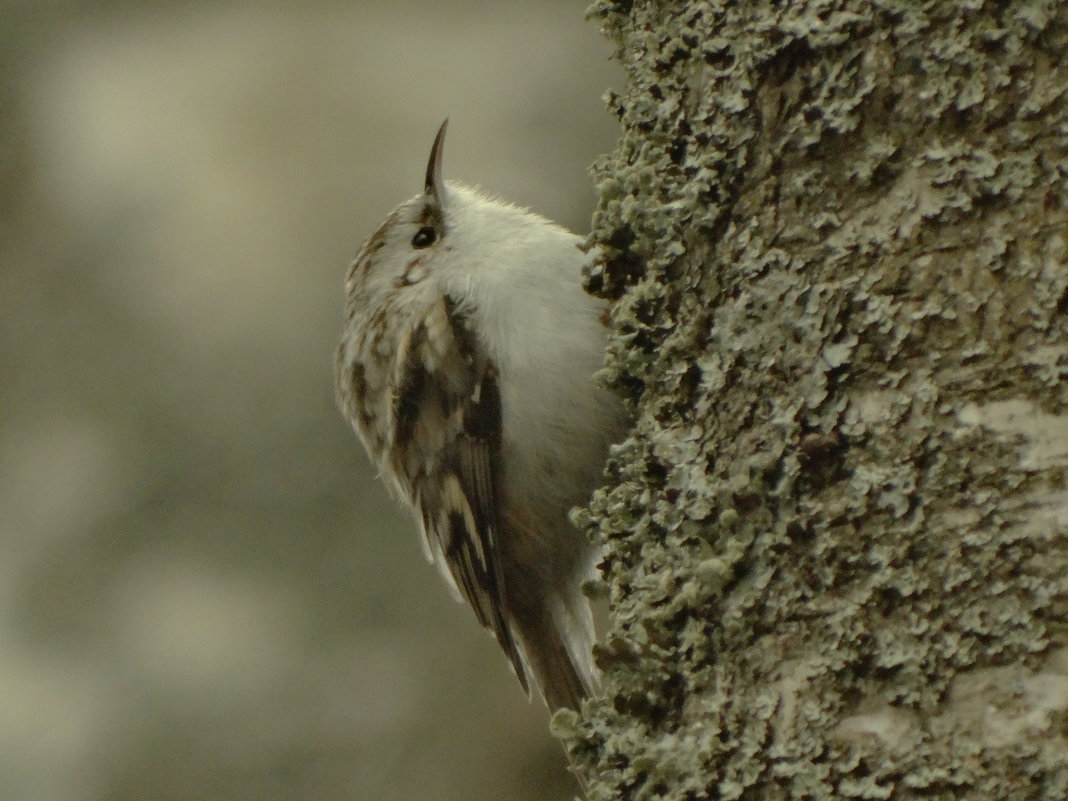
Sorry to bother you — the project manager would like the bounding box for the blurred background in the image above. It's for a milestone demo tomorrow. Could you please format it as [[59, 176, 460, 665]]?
[[0, 2, 621, 799]]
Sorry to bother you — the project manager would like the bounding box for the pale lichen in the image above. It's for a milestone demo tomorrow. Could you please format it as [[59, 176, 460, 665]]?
[[571, 0, 1068, 798]]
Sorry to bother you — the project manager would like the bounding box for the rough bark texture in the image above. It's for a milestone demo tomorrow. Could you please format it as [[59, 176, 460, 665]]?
[[556, 1, 1068, 799]]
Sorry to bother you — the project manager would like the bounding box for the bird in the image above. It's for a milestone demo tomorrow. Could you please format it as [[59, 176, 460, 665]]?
[[334, 120, 624, 711]]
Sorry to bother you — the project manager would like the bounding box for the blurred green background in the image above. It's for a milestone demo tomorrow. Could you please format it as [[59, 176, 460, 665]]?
[[0, 2, 621, 799]]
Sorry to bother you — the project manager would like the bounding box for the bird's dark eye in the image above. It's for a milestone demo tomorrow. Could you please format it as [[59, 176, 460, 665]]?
[[411, 226, 437, 249]]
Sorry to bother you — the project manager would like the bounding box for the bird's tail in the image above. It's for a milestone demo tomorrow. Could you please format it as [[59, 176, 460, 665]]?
[[513, 594, 598, 712]]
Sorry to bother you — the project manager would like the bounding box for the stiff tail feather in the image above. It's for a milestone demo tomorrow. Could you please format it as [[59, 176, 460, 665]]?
[[513, 601, 597, 711]]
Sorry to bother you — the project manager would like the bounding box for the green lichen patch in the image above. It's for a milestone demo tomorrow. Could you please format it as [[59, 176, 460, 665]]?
[[572, 0, 1068, 798]]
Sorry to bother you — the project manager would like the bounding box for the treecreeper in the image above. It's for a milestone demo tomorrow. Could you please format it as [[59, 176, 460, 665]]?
[[334, 120, 624, 713]]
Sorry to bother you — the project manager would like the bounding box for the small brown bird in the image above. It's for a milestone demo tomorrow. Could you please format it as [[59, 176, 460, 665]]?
[[335, 121, 623, 711]]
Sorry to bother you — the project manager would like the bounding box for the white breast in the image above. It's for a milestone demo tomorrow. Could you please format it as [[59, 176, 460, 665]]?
[[435, 186, 621, 539]]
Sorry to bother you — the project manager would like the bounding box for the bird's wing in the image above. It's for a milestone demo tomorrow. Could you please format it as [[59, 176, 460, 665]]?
[[386, 294, 529, 693]]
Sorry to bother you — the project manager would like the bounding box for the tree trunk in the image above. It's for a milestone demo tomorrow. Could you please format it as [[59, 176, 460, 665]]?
[[560, 1, 1068, 799]]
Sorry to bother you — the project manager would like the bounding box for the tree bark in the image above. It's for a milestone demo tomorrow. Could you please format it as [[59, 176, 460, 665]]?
[[559, 1, 1068, 799]]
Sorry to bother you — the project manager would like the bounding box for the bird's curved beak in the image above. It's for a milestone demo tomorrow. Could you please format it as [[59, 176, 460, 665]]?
[[424, 118, 448, 202]]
